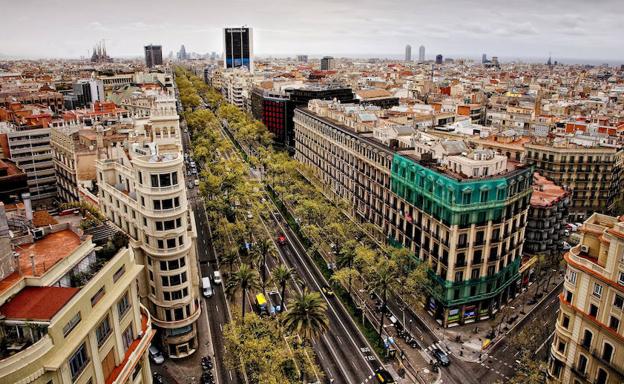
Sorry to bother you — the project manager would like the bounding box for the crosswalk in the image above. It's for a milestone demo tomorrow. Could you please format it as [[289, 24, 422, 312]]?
[[425, 341, 448, 354]]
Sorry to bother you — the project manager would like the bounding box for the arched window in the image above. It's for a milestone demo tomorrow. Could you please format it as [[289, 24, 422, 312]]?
[[602, 342, 614, 362], [582, 329, 593, 348], [596, 368, 608, 384]]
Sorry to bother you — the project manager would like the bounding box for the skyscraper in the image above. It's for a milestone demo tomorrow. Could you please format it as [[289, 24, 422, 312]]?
[[177, 44, 187, 60], [482, 53, 487, 64], [435, 54, 443, 64], [144, 44, 163, 68], [223, 27, 253, 71], [405, 44, 412, 62], [418, 45, 425, 63], [320, 56, 335, 70]]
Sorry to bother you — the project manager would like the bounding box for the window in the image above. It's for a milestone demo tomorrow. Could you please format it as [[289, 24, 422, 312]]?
[[63, 312, 81, 337], [117, 293, 130, 318], [593, 282, 603, 298], [602, 342, 614, 362], [564, 289, 573, 303], [122, 324, 134, 352], [596, 368, 608, 384], [69, 343, 89, 380], [90, 287, 105, 307], [618, 272, 624, 285], [113, 265, 126, 282], [577, 354, 588, 374], [589, 304, 598, 317], [614, 294, 624, 309], [561, 314, 570, 329], [454, 271, 463, 282], [96, 316, 112, 347], [582, 329, 593, 349], [609, 316, 619, 330], [567, 271, 577, 284], [471, 269, 480, 279], [557, 340, 566, 354]]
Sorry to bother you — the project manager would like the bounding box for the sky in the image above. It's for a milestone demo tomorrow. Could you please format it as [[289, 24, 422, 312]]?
[[1, 0, 623, 63]]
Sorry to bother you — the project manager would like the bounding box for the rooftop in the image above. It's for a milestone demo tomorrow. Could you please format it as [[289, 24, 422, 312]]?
[[0, 286, 79, 321], [531, 173, 568, 207]]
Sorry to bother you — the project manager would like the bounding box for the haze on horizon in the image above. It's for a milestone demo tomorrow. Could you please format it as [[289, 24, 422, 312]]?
[[1, 0, 622, 63]]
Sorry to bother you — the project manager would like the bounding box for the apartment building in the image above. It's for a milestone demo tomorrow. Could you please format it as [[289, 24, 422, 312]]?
[[548, 213, 624, 384], [525, 141, 623, 221], [525, 173, 570, 255], [1, 126, 57, 209], [96, 93, 201, 358], [0, 203, 153, 384], [294, 100, 533, 327]]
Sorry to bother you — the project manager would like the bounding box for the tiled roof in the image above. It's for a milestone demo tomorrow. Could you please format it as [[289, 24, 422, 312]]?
[[0, 286, 79, 321]]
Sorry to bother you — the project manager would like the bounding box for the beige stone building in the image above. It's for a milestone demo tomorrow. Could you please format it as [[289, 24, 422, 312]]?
[[96, 93, 201, 358], [548, 213, 624, 384], [0, 203, 153, 384]]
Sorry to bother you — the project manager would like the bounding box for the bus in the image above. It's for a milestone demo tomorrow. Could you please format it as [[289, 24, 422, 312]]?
[[256, 293, 268, 315]]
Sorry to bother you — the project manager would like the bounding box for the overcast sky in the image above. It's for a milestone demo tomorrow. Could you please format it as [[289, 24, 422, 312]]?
[[1, 0, 623, 63]]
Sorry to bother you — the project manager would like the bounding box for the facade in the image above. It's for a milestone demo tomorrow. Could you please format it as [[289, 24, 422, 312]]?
[[320, 56, 335, 71], [0, 158, 28, 203], [223, 27, 253, 71], [0, 204, 153, 384], [294, 100, 533, 327], [145, 45, 163, 68], [96, 94, 202, 359], [548, 213, 624, 384], [436, 54, 443, 64], [405, 44, 412, 62], [418, 45, 425, 63], [3, 126, 57, 209], [525, 172, 570, 255], [525, 143, 623, 221]]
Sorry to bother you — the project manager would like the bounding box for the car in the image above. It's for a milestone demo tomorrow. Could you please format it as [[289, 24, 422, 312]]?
[[431, 347, 450, 366], [562, 241, 571, 250], [188, 181, 194, 189], [202, 277, 213, 297], [277, 234, 287, 245], [213, 270, 222, 285], [321, 285, 334, 297], [566, 223, 578, 232], [375, 368, 396, 383], [246, 211, 253, 219], [149, 345, 165, 364], [564, 229, 570, 237], [194, 179, 200, 186]]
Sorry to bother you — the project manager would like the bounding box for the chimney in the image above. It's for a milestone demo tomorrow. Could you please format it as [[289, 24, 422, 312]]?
[[22, 192, 33, 221]]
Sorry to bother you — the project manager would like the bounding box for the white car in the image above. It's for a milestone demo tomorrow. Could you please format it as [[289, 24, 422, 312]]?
[[213, 270, 222, 285], [149, 345, 165, 364], [246, 211, 253, 219], [202, 277, 213, 297], [194, 179, 200, 186]]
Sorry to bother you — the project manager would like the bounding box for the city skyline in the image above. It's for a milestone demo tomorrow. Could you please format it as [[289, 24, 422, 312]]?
[[1, 0, 623, 63]]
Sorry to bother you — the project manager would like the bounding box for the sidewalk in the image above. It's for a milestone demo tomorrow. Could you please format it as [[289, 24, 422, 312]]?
[[413, 272, 563, 363], [153, 300, 214, 384]]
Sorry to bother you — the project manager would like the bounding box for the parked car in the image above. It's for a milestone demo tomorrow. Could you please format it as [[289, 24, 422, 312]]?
[[194, 179, 200, 186], [246, 211, 253, 219], [188, 181, 194, 189], [149, 345, 165, 364], [375, 368, 396, 383], [562, 241, 571, 251], [431, 348, 450, 366], [202, 277, 213, 297], [277, 234, 287, 245], [213, 270, 222, 285], [564, 229, 570, 237], [321, 284, 334, 297]]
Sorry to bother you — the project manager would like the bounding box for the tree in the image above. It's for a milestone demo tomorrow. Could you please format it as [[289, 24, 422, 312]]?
[[336, 240, 358, 294], [270, 265, 299, 312], [368, 260, 399, 340], [225, 264, 260, 319], [254, 238, 273, 292], [221, 247, 239, 273], [282, 289, 329, 342], [503, 351, 546, 384]]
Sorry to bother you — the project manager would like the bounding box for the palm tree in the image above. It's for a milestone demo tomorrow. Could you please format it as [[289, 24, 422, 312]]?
[[255, 238, 273, 292], [225, 264, 260, 319], [369, 262, 399, 340], [270, 265, 299, 312], [282, 289, 329, 342], [336, 240, 358, 295], [220, 247, 239, 273]]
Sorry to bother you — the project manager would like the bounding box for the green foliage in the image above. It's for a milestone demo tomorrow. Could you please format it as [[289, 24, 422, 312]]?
[[282, 289, 329, 342]]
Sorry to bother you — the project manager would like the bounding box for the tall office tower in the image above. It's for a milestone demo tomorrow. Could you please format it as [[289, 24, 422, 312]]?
[[435, 54, 443, 64], [491, 56, 499, 67], [418, 45, 425, 62], [294, 101, 533, 327], [296, 55, 308, 63], [482, 53, 487, 63], [145, 44, 163, 68], [405, 44, 412, 62], [320, 56, 335, 70], [97, 94, 201, 358], [177, 45, 187, 61], [223, 27, 253, 71], [0, 202, 154, 384], [547, 213, 624, 384]]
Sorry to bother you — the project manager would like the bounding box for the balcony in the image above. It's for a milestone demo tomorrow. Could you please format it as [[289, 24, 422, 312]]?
[[0, 334, 53, 379], [106, 304, 155, 384]]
